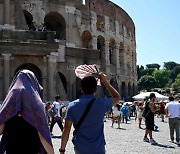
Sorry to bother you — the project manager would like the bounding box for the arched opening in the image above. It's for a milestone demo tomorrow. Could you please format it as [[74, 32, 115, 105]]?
[[76, 78, 82, 99], [109, 38, 116, 65], [81, 30, 92, 48], [119, 42, 124, 72], [58, 72, 67, 93], [97, 35, 105, 61], [96, 15, 105, 32], [23, 10, 34, 30], [15, 63, 42, 85], [110, 78, 118, 91], [121, 82, 126, 101], [44, 12, 66, 39]]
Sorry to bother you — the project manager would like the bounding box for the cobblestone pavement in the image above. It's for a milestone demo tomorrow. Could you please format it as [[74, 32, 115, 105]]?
[[52, 116, 180, 154], [0, 117, 179, 154]]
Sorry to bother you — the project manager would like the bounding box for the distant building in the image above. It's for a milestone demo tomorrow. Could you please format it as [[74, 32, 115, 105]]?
[[0, 0, 137, 101]]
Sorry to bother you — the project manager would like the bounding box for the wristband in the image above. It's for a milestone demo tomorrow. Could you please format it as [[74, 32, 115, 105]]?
[[59, 148, 65, 152]]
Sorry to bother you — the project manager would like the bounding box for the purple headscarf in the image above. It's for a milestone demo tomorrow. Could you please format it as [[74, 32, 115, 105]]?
[[0, 70, 53, 153]]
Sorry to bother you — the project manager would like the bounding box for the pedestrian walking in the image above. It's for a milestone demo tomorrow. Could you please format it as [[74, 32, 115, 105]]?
[[165, 96, 180, 145], [111, 104, 121, 128], [0, 69, 54, 154], [49, 95, 63, 136], [60, 73, 120, 154], [143, 93, 158, 145], [137, 101, 144, 129]]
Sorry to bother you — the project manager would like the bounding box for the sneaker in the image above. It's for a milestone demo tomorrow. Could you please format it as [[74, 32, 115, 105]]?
[[154, 126, 158, 131], [143, 137, 149, 142], [150, 139, 158, 145], [168, 139, 174, 143]]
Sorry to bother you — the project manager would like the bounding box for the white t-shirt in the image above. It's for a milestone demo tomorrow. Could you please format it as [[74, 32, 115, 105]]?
[[53, 101, 61, 117], [165, 101, 180, 118], [112, 106, 120, 116]]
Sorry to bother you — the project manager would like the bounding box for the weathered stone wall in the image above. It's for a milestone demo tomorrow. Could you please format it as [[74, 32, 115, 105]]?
[[0, 0, 137, 101]]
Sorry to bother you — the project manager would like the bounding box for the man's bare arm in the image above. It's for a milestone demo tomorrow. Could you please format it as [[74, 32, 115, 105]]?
[[60, 120, 72, 153], [99, 73, 120, 106]]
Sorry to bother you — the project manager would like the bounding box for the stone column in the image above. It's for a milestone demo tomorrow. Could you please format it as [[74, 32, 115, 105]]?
[[105, 40, 110, 74], [115, 43, 120, 68], [4, 0, 11, 25], [47, 53, 57, 101], [2, 54, 11, 97]]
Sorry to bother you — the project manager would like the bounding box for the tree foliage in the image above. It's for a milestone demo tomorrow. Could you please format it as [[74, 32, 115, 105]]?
[[173, 65, 180, 77], [163, 61, 178, 71], [137, 61, 180, 92], [153, 70, 170, 88], [146, 63, 161, 70], [172, 74, 180, 92], [138, 75, 157, 91], [141, 68, 155, 76]]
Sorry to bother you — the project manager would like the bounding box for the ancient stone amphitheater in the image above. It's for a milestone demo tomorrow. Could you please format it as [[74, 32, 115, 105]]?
[[0, 0, 137, 101]]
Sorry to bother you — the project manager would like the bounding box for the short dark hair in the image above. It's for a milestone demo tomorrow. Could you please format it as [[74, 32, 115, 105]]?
[[169, 96, 174, 101], [149, 93, 156, 99], [81, 76, 97, 94], [55, 95, 60, 101]]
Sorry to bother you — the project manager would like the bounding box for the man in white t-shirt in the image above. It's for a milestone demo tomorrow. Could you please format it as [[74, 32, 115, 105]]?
[[50, 95, 63, 136], [165, 96, 180, 145]]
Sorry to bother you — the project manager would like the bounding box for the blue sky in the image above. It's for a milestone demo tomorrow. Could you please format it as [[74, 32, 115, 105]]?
[[111, 0, 180, 68]]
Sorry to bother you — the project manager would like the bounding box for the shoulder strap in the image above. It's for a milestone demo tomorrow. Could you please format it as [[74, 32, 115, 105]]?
[[73, 98, 95, 136]]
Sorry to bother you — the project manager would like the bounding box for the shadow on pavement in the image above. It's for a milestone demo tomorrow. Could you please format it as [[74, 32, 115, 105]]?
[[153, 143, 175, 149], [116, 127, 126, 130]]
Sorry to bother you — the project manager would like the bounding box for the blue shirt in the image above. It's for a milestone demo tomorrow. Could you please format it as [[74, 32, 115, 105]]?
[[65, 94, 112, 154]]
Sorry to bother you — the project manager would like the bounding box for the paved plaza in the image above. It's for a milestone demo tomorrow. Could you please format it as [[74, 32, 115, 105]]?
[[52, 116, 180, 154], [0, 116, 179, 153]]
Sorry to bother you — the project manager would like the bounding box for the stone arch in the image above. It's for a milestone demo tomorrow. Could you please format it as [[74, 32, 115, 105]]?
[[44, 12, 66, 39], [81, 30, 92, 48], [76, 77, 82, 99], [58, 72, 67, 93], [119, 42, 125, 72], [23, 10, 34, 30], [121, 82, 126, 100], [110, 78, 118, 91], [97, 35, 105, 61], [15, 63, 42, 85], [109, 38, 116, 65]]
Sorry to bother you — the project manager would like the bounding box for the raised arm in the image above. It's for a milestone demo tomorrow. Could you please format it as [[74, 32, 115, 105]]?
[[99, 73, 120, 106]]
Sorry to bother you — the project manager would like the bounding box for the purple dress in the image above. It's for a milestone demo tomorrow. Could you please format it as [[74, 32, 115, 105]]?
[[0, 70, 53, 154]]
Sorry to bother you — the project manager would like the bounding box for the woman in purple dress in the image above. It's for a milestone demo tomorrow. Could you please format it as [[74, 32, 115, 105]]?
[[0, 70, 54, 154]]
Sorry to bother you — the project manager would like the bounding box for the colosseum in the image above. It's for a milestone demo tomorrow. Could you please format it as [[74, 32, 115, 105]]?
[[0, 0, 137, 102]]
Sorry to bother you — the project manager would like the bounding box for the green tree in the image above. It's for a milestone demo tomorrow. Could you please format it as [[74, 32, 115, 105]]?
[[137, 65, 144, 80], [153, 70, 170, 88], [172, 74, 180, 92], [138, 75, 157, 90], [146, 63, 161, 70], [141, 68, 155, 76], [163, 61, 178, 71], [173, 65, 180, 77]]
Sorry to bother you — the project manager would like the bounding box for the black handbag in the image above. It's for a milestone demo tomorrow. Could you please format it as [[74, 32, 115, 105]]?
[[73, 98, 95, 136]]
